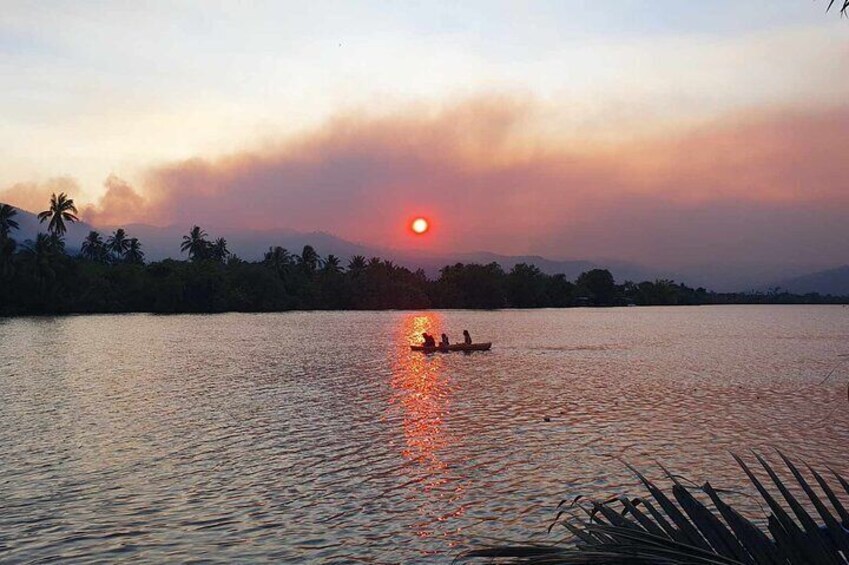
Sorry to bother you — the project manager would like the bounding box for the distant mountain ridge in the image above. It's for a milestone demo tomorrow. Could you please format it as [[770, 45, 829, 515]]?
[[390, 250, 654, 283], [4, 207, 652, 283], [4, 205, 846, 294], [7, 206, 91, 254], [771, 265, 849, 296]]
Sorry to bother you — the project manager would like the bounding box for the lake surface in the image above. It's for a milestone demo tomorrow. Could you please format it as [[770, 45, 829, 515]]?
[[1, 306, 848, 563]]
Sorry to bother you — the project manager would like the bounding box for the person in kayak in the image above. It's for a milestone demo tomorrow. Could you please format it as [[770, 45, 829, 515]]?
[[440, 333, 450, 348], [463, 330, 472, 345], [422, 333, 436, 347]]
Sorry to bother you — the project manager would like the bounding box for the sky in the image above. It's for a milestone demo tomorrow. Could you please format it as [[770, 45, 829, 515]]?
[[1, 1, 848, 273]]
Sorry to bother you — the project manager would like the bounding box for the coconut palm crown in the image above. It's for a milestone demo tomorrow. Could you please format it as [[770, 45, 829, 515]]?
[[828, 0, 849, 15], [323, 254, 342, 274], [180, 225, 210, 261], [0, 203, 20, 238], [347, 255, 367, 276], [80, 231, 106, 262], [124, 238, 144, 264], [211, 237, 229, 263], [37, 192, 79, 237], [298, 245, 322, 274], [106, 228, 131, 260]]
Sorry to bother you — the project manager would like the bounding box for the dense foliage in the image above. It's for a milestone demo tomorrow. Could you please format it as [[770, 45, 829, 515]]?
[[1, 199, 846, 315]]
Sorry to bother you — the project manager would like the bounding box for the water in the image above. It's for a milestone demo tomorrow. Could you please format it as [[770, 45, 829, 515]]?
[[1, 306, 848, 563]]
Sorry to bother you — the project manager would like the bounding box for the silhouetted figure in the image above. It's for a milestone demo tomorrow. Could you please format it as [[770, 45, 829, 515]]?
[[440, 333, 450, 347], [422, 333, 436, 347], [463, 330, 472, 345]]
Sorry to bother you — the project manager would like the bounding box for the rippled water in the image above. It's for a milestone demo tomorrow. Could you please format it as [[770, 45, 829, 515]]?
[[1, 306, 848, 563]]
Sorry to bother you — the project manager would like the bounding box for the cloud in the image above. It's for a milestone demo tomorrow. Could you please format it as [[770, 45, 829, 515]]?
[[81, 175, 147, 226], [0, 177, 81, 213], [2, 9, 847, 200], [10, 96, 849, 270]]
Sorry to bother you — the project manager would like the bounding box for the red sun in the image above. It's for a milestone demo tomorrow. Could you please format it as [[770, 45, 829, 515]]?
[[410, 217, 429, 235]]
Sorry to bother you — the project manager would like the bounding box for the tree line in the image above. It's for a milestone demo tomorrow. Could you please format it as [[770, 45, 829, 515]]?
[[0, 195, 845, 315]]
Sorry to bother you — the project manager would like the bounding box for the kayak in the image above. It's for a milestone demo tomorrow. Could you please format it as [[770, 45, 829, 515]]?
[[410, 342, 492, 352]]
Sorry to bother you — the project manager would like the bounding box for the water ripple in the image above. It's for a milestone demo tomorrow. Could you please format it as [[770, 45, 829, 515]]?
[[1, 307, 848, 562]]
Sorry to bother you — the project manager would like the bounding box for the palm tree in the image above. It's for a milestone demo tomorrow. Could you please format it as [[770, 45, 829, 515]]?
[[46, 233, 66, 254], [37, 192, 78, 237], [0, 203, 20, 239], [180, 226, 210, 261], [322, 254, 342, 274], [828, 0, 849, 14], [263, 246, 293, 276], [463, 452, 849, 564], [211, 237, 229, 263], [298, 245, 322, 274], [80, 231, 106, 262], [0, 235, 15, 278], [347, 255, 367, 277], [106, 229, 130, 260], [23, 233, 62, 286], [0, 205, 17, 278], [124, 238, 144, 264]]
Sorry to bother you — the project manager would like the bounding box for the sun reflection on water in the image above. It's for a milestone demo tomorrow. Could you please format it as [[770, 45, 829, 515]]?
[[392, 313, 451, 469], [389, 313, 468, 542]]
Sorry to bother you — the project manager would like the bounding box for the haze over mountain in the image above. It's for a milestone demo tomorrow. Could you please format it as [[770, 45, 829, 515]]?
[[6, 207, 841, 293], [770, 266, 849, 296], [2, 3, 848, 292], [6, 207, 649, 279]]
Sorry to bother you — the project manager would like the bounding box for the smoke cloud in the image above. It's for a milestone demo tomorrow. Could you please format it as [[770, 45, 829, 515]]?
[[6, 97, 849, 270]]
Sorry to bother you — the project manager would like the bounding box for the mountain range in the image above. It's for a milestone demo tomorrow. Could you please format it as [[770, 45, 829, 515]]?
[[5, 208, 654, 279], [771, 266, 849, 296], [6, 207, 848, 295]]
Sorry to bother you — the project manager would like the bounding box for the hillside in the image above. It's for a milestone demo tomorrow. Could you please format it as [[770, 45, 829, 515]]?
[[8, 205, 845, 294], [772, 266, 849, 296], [4, 207, 651, 283]]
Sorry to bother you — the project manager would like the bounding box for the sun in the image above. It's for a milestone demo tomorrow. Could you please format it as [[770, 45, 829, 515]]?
[[411, 217, 429, 235]]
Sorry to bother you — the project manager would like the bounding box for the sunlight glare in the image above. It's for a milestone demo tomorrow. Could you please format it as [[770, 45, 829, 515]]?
[[411, 217, 429, 235]]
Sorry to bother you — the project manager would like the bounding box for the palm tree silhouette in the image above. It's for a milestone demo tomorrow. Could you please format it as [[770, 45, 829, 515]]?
[[37, 193, 79, 237], [298, 245, 322, 274], [347, 255, 366, 277], [323, 254, 342, 274], [0, 204, 20, 239], [181, 226, 209, 261], [106, 229, 131, 260], [263, 246, 292, 276], [81, 231, 106, 262], [0, 236, 15, 278], [828, 0, 849, 14], [24, 233, 63, 286], [0, 204, 18, 279], [124, 238, 145, 264], [211, 237, 229, 263]]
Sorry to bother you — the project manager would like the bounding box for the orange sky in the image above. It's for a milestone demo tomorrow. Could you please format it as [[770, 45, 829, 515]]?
[[17, 99, 830, 266], [1, 3, 848, 271]]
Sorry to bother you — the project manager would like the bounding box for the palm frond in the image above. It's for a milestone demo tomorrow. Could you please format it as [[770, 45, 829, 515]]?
[[827, 0, 849, 15], [461, 453, 849, 564]]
